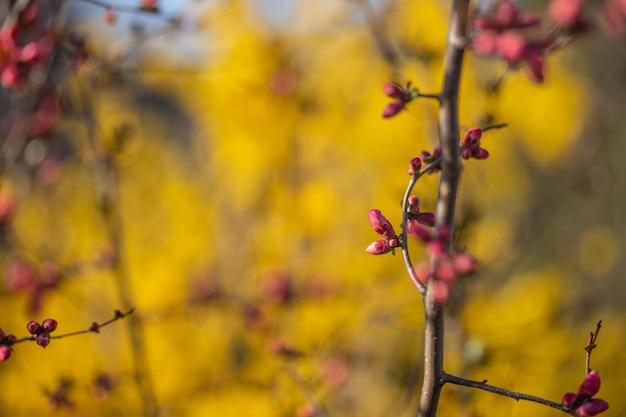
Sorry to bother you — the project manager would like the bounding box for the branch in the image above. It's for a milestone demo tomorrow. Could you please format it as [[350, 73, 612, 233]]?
[[401, 158, 442, 295], [441, 373, 577, 416], [417, 1, 471, 416]]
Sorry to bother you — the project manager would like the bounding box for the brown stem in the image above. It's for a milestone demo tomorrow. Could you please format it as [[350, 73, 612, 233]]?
[[401, 158, 442, 295], [417, 1, 470, 417]]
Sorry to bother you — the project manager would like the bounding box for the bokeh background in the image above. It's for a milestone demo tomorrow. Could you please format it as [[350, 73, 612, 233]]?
[[0, 1, 625, 417]]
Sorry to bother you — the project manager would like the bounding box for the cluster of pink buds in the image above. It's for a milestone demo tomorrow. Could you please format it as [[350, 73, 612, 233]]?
[[460, 128, 489, 160], [0, 3, 56, 90], [472, 0, 551, 82], [409, 225, 479, 303], [382, 82, 419, 118], [365, 210, 400, 255], [562, 371, 609, 416], [27, 318, 58, 348], [0, 328, 17, 361]]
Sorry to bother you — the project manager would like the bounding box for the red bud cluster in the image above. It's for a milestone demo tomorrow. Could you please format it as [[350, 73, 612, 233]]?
[[27, 318, 58, 348], [381, 82, 418, 118], [460, 128, 489, 160], [365, 209, 400, 255], [562, 371, 609, 417], [0, 328, 17, 361]]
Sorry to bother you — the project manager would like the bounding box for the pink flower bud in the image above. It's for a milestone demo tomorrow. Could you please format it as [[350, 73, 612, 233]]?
[[382, 100, 405, 118], [494, 0, 520, 27], [472, 148, 490, 159], [496, 30, 526, 63], [368, 210, 397, 240], [436, 259, 457, 282], [471, 30, 498, 57], [549, 0, 583, 28], [576, 371, 601, 399], [408, 195, 420, 214], [432, 280, 450, 304], [42, 318, 57, 332], [462, 128, 483, 147], [0, 345, 12, 361], [577, 399, 609, 417], [408, 223, 432, 242], [365, 240, 393, 255], [408, 158, 422, 175], [36, 332, 50, 348], [416, 212, 435, 227], [414, 262, 433, 282], [461, 148, 472, 159], [27, 320, 41, 335], [562, 392, 577, 407], [382, 82, 409, 101], [452, 253, 479, 275], [3, 334, 16, 345]]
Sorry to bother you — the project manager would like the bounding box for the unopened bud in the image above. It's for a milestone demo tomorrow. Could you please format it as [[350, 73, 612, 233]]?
[[408, 158, 422, 175], [368, 210, 397, 240], [0, 345, 12, 361], [577, 399, 609, 417], [576, 371, 601, 399], [365, 240, 393, 255], [42, 318, 57, 332], [382, 82, 410, 101], [36, 332, 50, 348], [27, 321, 41, 335], [382, 100, 405, 118]]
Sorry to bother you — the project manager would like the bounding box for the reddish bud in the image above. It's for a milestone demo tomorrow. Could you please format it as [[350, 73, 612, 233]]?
[[462, 128, 483, 147], [436, 259, 457, 282], [1, 64, 21, 89], [496, 30, 526, 63], [494, 0, 520, 27], [577, 399, 609, 417], [104, 7, 117, 24], [414, 262, 433, 283], [472, 31, 498, 57], [432, 280, 450, 304], [408, 223, 432, 242], [382, 82, 409, 101], [426, 240, 445, 258], [562, 392, 577, 407], [452, 253, 479, 275], [382, 100, 405, 118], [408, 157, 422, 175], [461, 148, 472, 159], [576, 371, 601, 399], [408, 195, 420, 214], [549, 0, 583, 28], [20, 3, 39, 25], [365, 240, 393, 255], [3, 334, 16, 345], [36, 332, 50, 348], [416, 212, 435, 227], [0, 345, 12, 361], [368, 210, 397, 240], [42, 318, 57, 332], [27, 320, 42, 334], [141, 0, 159, 11], [472, 148, 490, 159]]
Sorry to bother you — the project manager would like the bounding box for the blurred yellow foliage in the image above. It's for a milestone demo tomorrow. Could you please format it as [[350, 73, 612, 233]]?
[[0, 1, 623, 417]]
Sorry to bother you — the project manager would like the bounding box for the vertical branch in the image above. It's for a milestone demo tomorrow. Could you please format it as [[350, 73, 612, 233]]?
[[81, 88, 159, 417], [417, 1, 470, 417]]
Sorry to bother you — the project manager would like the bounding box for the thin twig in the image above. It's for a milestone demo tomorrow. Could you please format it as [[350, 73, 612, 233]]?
[[14, 308, 135, 343], [401, 158, 443, 295], [441, 373, 577, 416], [585, 320, 602, 375]]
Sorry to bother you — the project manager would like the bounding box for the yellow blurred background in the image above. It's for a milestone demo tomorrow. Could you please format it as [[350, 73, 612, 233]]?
[[0, 1, 625, 416]]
